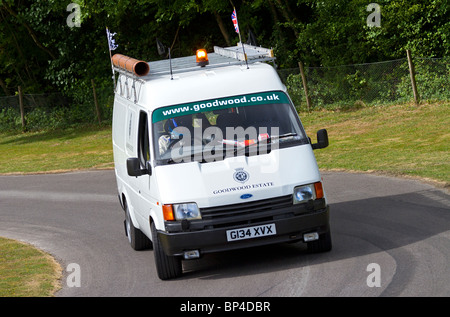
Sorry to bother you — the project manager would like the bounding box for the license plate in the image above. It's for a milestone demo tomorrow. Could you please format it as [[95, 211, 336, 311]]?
[[226, 224, 276, 242]]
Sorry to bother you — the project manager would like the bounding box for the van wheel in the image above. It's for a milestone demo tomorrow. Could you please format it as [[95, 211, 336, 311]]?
[[124, 202, 152, 251], [151, 221, 182, 280], [307, 229, 332, 253]]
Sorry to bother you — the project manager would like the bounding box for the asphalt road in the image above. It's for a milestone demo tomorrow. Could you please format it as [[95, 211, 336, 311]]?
[[0, 170, 449, 297]]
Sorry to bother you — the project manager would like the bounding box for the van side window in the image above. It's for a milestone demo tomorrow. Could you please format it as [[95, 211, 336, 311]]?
[[138, 111, 150, 167]]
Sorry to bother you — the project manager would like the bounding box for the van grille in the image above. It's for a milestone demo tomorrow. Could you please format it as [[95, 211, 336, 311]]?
[[200, 194, 293, 221]]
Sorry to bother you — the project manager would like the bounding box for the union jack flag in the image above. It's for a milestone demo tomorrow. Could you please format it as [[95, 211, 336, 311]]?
[[231, 9, 239, 34]]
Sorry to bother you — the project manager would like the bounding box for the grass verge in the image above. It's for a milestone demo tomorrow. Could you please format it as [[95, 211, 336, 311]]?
[[301, 101, 449, 187], [0, 237, 62, 297], [0, 125, 113, 174]]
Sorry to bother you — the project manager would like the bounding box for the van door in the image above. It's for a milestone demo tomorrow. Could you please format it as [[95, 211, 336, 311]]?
[[133, 110, 153, 233]]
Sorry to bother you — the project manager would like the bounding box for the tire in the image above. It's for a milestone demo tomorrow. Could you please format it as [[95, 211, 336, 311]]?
[[307, 229, 332, 253], [124, 201, 152, 251], [151, 221, 182, 280]]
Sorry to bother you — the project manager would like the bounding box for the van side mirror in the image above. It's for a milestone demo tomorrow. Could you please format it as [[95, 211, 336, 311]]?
[[311, 129, 329, 150], [127, 158, 151, 177]]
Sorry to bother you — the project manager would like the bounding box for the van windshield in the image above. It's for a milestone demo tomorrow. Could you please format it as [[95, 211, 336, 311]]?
[[152, 91, 309, 165]]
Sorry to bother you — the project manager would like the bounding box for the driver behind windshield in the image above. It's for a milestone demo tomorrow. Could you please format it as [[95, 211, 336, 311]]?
[[158, 115, 193, 156]]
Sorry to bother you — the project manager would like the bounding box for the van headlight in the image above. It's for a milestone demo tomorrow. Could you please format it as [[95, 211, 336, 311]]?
[[293, 182, 324, 204], [173, 203, 201, 220]]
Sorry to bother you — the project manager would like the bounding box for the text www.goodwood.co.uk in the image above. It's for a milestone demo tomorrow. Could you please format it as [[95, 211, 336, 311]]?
[[161, 93, 282, 118]]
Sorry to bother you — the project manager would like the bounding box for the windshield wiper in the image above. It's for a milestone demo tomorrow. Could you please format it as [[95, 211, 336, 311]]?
[[271, 132, 298, 140]]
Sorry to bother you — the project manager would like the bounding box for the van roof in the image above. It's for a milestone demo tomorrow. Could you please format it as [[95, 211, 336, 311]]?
[[114, 44, 286, 111]]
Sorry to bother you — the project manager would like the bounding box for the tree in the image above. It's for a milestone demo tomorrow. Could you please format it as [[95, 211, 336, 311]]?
[[294, 0, 449, 66]]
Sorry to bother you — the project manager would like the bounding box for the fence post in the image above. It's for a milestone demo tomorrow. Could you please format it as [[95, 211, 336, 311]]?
[[91, 79, 101, 125], [298, 61, 312, 111], [18, 86, 26, 130], [406, 50, 419, 105]]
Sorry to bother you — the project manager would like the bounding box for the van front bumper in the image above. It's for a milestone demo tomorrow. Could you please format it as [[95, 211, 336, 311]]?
[[157, 201, 330, 257]]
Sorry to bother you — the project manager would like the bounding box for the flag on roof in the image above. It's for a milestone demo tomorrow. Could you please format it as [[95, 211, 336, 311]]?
[[231, 9, 239, 34], [106, 27, 119, 51]]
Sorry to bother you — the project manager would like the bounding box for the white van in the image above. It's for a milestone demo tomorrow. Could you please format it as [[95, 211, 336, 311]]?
[[112, 44, 331, 280]]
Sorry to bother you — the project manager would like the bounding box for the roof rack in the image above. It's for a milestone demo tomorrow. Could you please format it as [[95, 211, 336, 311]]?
[[146, 43, 276, 77], [113, 44, 276, 103]]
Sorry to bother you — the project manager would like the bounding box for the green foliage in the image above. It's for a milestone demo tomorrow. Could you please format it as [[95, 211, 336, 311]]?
[[0, 0, 448, 131], [282, 57, 449, 111], [285, 73, 304, 111], [0, 108, 21, 132], [296, 0, 449, 66]]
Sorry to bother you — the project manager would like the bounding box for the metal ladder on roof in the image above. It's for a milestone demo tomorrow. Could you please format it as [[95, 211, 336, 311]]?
[[213, 43, 275, 63]]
